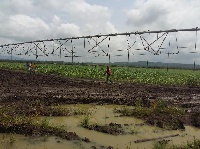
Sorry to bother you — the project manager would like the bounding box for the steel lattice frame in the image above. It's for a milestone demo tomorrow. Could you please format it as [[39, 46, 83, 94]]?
[[0, 27, 199, 63]]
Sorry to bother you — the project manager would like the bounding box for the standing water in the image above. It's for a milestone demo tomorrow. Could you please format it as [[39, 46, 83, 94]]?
[[1, 104, 200, 149]]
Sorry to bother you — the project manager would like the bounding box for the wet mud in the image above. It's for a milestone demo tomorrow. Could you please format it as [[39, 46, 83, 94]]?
[[83, 123, 125, 135], [0, 122, 81, 141], [1, 69, 200, 146]]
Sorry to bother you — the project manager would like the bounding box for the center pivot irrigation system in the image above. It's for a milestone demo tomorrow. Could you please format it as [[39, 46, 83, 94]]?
[[0, 27, 199, 64]]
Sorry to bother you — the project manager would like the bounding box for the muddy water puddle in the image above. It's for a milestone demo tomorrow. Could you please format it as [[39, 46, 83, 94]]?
[[1, 104, 200, 149], [0, 133, 89, 149]]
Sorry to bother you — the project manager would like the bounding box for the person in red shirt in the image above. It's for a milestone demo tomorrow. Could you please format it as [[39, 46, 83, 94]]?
[[105, 66, 112, 83]]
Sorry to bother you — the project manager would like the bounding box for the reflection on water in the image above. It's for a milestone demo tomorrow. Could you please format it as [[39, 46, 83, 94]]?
[[1, 104, 200, 149]]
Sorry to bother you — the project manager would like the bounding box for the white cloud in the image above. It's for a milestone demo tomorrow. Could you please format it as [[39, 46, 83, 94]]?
[[54, 23, 81, 38], [0, 14, 50, 42], [0, 0, 114, 42], [127, 6, 167, 29], [51, 15, 62, 27], [64, 1, 111, 23], [126, 0, 200, 30], [1, 0, 200, 64], [0, 0, 33, 15]]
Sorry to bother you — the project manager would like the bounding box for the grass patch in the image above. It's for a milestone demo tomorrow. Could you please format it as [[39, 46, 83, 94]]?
[[130, 126, 139, 134], [152, 140, 169, 149], [114, 99, 185, 130], [80, 114, 91, 128], [0, 103, 91, 117], [47, 105, 90, 116], [152, 138, 200, 149], [115, 99, 184, 118]]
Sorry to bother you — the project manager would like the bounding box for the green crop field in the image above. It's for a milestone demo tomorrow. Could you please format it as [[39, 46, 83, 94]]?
[[0, 61, 200, 86]]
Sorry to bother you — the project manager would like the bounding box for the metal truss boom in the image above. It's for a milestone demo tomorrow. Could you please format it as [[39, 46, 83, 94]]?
[[0, 27, 199, 47]]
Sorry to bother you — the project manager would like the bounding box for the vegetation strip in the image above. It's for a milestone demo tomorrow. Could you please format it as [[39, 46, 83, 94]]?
[[1, 61, 200, 86]]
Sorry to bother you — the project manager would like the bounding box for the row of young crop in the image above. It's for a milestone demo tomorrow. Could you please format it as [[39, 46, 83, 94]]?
[[0, 61, 200, 86]]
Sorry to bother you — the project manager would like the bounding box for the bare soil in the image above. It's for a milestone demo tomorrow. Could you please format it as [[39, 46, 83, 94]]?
[[1, 69, 200, 138]]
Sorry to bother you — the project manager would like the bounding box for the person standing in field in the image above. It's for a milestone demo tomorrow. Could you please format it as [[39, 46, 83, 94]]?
[[26, 62, 30, 72], [31, 63, 37, 74], [105, 66, 112, 83]]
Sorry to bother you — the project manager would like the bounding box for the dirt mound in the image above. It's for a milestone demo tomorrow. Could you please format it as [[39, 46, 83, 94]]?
[[0, 123, 81, 141], [145, 114, 185, 130], [84, 123, 124, 135]]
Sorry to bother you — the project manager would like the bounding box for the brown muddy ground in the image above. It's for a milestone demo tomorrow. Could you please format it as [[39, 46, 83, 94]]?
[[0, 69, 200, 137]]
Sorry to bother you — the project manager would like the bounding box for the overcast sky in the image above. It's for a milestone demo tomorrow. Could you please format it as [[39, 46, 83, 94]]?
[[0, 0, 200, 64]]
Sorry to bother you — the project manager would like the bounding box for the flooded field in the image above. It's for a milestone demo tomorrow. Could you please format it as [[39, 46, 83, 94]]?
[[1, 69, 200, 149], [1, 105, 200, 149]]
